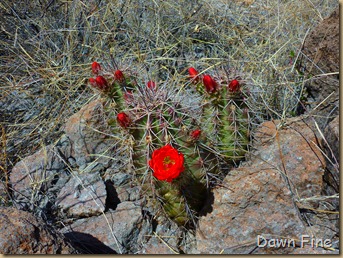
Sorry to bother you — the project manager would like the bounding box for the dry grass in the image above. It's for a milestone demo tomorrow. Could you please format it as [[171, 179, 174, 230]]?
[[0, 0, 337, 167]]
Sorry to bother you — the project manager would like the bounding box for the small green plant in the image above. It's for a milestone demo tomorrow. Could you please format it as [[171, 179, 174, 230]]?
[[88, 62, 249, 227]]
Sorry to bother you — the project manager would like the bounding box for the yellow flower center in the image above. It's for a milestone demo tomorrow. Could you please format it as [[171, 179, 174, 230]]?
[[163, 156, 175, 170]]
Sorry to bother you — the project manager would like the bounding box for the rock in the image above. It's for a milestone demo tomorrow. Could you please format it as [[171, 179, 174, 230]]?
[[61, 201, 143, 254], [55, 172, 107, 218], [64, 98, 114, 167], [323, 115, 339, 164], [250, 118, 325, 198], [137, 215, 182, 254], [0, 206, 76, 254], [300, 7, 339, 130], [322, 115, 339, 198], [196, 118, 336, 254], [10, 141, 70, 210], [290, 246, 339, 254], [10, 99, 121, 218], [196, 166, 306, 254]]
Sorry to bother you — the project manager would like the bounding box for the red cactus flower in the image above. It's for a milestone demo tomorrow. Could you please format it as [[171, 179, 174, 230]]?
[[91, 62, 101, 75], [188, 67, 200, 83], [114, 70, 125, 82], [203, 74, 218, 93], [95, 76, 108, 90], [117, 112, 131, 128], [149, 144, 185, 182], [190, 129, 201, 140], [228, 79, 240, 92], [147, 80, 156, 89]]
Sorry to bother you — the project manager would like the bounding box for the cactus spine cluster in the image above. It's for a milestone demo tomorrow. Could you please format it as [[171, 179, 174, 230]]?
[[88, 62, 249, 227]]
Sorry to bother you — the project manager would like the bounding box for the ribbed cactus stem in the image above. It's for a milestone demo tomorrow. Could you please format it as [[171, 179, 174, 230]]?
[[107, 81, 126, 111], [155, 180, 189, 226], [217, 90, 249, 162]]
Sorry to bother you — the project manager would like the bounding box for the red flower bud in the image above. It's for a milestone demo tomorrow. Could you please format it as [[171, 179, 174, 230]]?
[[91, 62, 101, 75], [147, 80, 156, 89], [188, 67, 200, 83], [190, 129, 201, 140], [202, 74, 218, 93], [114, 70, 125, 82], [228, 79, 240, 92], [117, 112, 131, 128], [95, 76, 108, 90]]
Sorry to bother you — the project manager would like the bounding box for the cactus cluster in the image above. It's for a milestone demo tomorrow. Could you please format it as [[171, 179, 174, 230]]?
[[88, 62, 249, 227]]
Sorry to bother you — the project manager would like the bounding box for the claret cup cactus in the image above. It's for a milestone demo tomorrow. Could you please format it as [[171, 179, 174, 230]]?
[[88, 62, 249, 227]]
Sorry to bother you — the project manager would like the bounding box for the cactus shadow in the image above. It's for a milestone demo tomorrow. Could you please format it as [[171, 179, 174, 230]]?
[[104, 180, 121, 211], [64, 231, 117, 254], [198, 190, 214, 217]]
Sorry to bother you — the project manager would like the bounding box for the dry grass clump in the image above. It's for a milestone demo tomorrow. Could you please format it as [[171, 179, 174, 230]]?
[[0, 0, 338, 199]]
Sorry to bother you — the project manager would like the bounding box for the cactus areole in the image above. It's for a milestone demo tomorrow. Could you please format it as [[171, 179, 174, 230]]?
[[149, 145, 185, 182]]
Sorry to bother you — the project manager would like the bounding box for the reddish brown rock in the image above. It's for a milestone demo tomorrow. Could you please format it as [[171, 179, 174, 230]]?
[[0, 206, 76, 254], [251, 118, 325, 198], [138, 238, 179, 254], [196, 166, 306, 254], [196, 118, 333, 254], [300, 7, 339, 130], [324, 115, 339, 164], [322, 115, 339, 197]]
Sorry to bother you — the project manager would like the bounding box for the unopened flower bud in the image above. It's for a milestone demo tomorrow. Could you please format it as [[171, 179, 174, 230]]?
[[117, 112, 131, 128], [203, 74, 218, 93], [95, 76, 108, 90], [188, 67, 200, 83], [114, 70, 125, 82], [190, 129, 201, 140], [91, 61, 101, 75], [228, 79, 240, 92], [147, 80, 156, 89]]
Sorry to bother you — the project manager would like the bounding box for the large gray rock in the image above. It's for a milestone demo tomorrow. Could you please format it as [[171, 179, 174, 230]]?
[[137, 214, 183, 254], [0, 206, 76, 254], [61, 201, 143, 254], [63, 98, 114, 167], [10, 98, 122, 217], [10, 138, 71, 210], [55, 172, 107, 218]]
